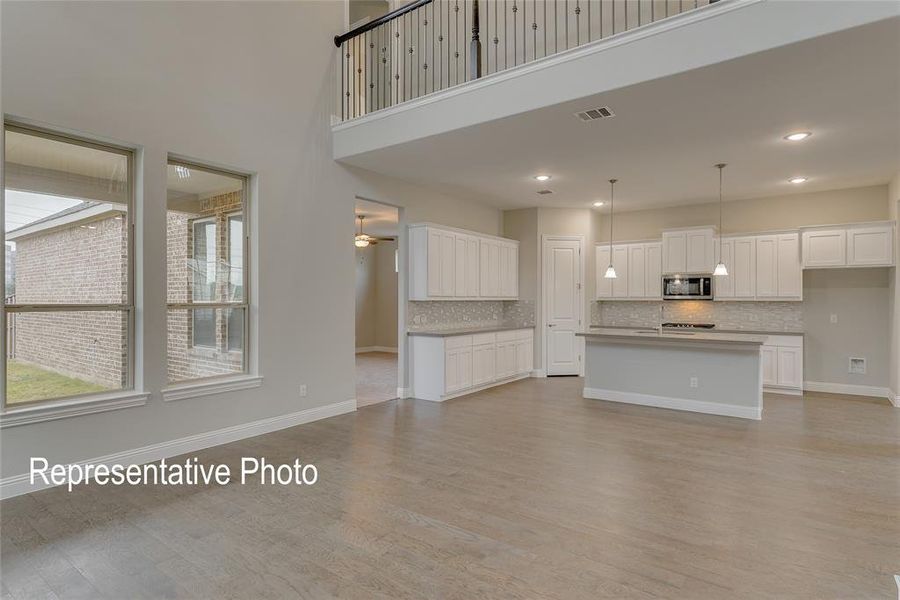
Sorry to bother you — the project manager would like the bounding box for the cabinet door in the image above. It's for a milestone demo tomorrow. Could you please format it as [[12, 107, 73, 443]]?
[[686, 229, 713, 273], [438, 231, 455, 296], [733, 237, 756, 298], [458, 346, 472, 390], [761, 346, 777, 386], [445, 348, 460, 393], [454, 235, 469, 298], [802, 229, 846, 267], [715, 239, 735, 298], [427, 229, 443, 297], [776, 233, 801, 298], [645, 243, 662, 298], [662, 232, 687, 274], [508, 245, 519, 298], [466, 236, 480, 297], [848, 226, 893, 266], [612, 245, 629, 298], [472, 344, 496, 385], [479, 240, 500, 297], [627, 244, 646, 298], [776, 346, 802, 389], [516, 339, 533, 375], [499, 243, 518, 298], [595, 246, 612, 298], [756, 236, 777, 298]]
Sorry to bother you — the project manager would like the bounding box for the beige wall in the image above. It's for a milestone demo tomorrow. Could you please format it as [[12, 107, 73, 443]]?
[[888, 173, 900, 399], [355, 247, 376, 348], [594, 185, 890, 242], [503, 209, 539, 363], [374, 240, 398, 348]]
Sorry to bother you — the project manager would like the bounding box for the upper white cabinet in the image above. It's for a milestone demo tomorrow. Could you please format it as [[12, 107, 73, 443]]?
[[802, 223, 894, 268], [716, 233, 799, 301], [596, 242, 662, 300], [410, 224, 519, 300], [662, 228, 714, 274]]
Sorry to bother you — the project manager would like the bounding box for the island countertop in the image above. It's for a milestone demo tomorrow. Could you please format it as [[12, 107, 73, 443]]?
[[589, 324, 803, 336], [578, 327, 767, 346], [408, 324, 534, 337]]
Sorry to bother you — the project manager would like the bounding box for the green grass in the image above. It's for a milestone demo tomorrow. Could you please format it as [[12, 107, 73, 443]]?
[[6, 360, 110, 405]]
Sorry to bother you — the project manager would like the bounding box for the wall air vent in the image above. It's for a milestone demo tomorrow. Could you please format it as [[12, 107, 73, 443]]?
[[536, 189, 554, 195], [575, 106, 615, 121]]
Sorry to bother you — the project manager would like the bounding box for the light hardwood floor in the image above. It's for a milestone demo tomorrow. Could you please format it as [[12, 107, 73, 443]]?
[[2, 378, 898, 599], [355, 351, 398, 407]]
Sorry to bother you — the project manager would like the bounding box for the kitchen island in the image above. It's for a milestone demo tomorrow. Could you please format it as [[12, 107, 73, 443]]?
[[577, 328, 767, 420]]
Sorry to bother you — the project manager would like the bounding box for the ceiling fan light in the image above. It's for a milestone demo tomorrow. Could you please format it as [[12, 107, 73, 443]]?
[[714, 262, 728, 276], [604, 265, 617, 279], [355, 238, 370, 248]]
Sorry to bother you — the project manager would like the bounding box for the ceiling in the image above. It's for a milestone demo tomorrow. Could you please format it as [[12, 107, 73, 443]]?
[[355, 198, 398, 238], [339, 18, 900, 212]]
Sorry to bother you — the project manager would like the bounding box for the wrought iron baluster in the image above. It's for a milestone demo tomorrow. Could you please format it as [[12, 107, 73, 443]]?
[[575, 0, 580, 46], [455, 0, 459, 85], [493, 0, 499, 74], [512, 1, 517, 66], [588, 0, 591, 42], [532, 0, 537, 62], [543, 0, 547, 58], [565, 0, 569, 49]]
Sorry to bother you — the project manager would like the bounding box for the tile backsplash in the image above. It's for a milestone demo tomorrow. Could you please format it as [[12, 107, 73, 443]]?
[[408, 300, 535, 331], [593, 300, 803, 332]]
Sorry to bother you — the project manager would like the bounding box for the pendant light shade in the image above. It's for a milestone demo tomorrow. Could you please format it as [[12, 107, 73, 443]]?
[[714, 163, 728, 277], [604, 179, 618, 279]]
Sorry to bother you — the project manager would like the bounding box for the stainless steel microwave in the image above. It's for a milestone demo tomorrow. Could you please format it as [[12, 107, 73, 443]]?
[[662, 274, 713, 300]]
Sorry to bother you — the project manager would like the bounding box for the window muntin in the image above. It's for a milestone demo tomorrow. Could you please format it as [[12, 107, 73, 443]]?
[[166, 160, 248, 384], [3, 124, 133, 408]]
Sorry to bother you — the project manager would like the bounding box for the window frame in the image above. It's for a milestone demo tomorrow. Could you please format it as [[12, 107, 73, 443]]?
[[225, 211, 244, 353], [166, 158, 250, 383], [1, 122, 136, 411]]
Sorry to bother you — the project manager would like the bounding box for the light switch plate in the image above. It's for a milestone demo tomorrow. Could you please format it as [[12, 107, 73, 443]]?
[[299, 384, 308, 397]]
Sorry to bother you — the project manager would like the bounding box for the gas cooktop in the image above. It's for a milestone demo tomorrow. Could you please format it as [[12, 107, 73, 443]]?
[[661, 322, 716, 329]]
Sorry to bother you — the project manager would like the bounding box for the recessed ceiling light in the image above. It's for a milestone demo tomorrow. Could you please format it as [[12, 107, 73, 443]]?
[[592, 201, 604, 207], [788, 176, 808, 184], [784, 132, 811, 142], [534, 175, 551, 182]]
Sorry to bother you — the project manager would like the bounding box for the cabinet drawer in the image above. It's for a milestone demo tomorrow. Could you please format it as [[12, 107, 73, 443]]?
[[472, 332, 496, 346], [445, 335, 473, 349]]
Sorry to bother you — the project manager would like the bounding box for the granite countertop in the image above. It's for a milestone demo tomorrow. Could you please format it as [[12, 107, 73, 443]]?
[[590, 325, 804, 336], [408, 324, 535, 337], [579, 327, 767, 346]]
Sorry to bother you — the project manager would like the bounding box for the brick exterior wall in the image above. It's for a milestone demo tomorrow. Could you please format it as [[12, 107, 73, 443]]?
[[167, 190, 244, 383], [13, 214, 128, 388]]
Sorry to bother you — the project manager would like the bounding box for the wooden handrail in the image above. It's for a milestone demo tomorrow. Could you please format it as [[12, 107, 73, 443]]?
[[334, 0, 433, 47]]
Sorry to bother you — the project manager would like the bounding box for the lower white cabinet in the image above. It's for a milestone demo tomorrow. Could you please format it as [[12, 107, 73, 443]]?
[[411, 329, 534, 401], [761, 335, 803, 395]]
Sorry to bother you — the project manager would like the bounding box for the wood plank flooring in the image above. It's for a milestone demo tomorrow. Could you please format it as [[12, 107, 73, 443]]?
[[354, 352, 397, 407], [2, 378, 898, 599]]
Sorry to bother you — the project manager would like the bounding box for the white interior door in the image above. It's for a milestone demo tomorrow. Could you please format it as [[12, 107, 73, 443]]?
[[543, 237, 583, 376]]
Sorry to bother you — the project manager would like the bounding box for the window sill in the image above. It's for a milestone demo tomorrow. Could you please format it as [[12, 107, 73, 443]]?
[[161, 375, 263, 403], [0, 391, 150, 429]]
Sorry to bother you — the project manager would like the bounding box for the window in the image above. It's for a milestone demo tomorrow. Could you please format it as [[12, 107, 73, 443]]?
[[166, 160, 248, 384], [2, 124, 133, 408]]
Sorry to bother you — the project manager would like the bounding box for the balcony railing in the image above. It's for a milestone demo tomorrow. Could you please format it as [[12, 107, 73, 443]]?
[[335, 0, 719, 122]]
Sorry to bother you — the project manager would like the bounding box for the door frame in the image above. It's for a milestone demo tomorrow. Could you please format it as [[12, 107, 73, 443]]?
[[540, 234, 586, 377]]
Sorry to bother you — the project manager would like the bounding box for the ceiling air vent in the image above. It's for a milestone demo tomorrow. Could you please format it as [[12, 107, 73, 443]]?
[[575, 106, 615, 122], [536, 189, 554, 195]]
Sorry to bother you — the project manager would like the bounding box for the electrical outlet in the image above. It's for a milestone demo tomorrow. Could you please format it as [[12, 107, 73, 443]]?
[[830, 314, 838, 324], [690, 377, 698, 388], [299, 384, 308, 397]]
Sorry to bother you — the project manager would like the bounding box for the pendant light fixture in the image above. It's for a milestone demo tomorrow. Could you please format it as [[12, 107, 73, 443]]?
[[713, 163, 728, 276], [604, 179, 618, 279]]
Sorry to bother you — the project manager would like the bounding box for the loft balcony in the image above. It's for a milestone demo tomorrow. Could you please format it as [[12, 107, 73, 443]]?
[[331, 0, 898, 162]]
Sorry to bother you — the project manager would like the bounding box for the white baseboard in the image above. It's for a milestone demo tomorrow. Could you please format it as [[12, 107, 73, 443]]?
[[0, 399, 356, 500], [804, 381, 893, 401], [583, 387, 761, 420], [397, 387, 411, 399], [355, 346, 398, 354], [530, 369, 546, 378], [764, 385, 803, 397]]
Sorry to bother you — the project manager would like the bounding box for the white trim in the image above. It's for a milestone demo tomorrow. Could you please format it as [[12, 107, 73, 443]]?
[[161, 375, 263, 402], [583, 387, 761, 420], [396, 387, 411, 399], [764, 386, 803, 397], [332, 0, 757, 132], [0, 398, 356, 499], [355, 346, 398, 354], [530, 369, 546, 378], [803, 381, 893, 401], [0, 391, 150, 429]]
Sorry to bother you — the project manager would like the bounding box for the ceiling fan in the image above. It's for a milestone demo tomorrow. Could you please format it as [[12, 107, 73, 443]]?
[[354, 215, 395, 247]]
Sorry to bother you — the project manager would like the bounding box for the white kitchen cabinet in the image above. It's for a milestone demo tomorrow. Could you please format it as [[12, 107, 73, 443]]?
[[802, 229, 846, 267], [755, 233, 801, 300], [596, 246, 612, 298], [645, 243, 663, 297], [715, 239, 735, 298], [627, 244, 646, 298], [410, 224, 518, 300], [732, 237, 757, 298], [410, 329, 534, 401], [611, 246, 629, 298], [663, 228, 714, 274], [761, 335, 803, 395], [756, 235, 777, 298], [847, 225, 893, 266]]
